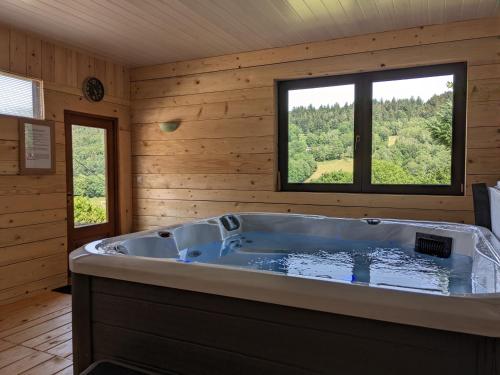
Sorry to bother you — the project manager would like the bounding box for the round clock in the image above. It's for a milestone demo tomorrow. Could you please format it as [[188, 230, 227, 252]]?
[[82, 77, 105, 102]]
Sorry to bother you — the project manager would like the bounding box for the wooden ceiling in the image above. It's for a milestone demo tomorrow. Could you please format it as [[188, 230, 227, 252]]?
[[0, 0, 498, 67]]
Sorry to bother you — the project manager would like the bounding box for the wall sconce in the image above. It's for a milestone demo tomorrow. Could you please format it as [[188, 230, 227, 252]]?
[[159, 121, 180, 132]]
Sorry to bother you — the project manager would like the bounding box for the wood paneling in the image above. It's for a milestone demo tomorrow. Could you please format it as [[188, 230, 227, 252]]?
[[132, 136, 273, 156], [0, 209, 66, 229], [131, 86, 273, 110], [0, 25, 131, 304], [467, 127, 500, 149], [131, 18, 500, 231], [131, 98, 273, 123], [134, 198, 474, 224], [0, 253, 67, 291], [133, 154, 273, 174], [9, 30, 26, 75], [0, 26, 9, 71], [132, 37, 500, 99], [0, 175, 66, 196], [134, 189, 473, 211], [0, 238, 66, 267], [467, 148, 500, 174], [468, 101, 500, 127], [133, 116, 273, 140], [0, 221, 66, 249], [133, 173, 274, 191], [26, 36, 42, 78], [469, 79, 500, 102]]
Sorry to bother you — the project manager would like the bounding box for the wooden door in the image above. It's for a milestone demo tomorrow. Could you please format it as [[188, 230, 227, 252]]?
[[65, 112, 118, 252]]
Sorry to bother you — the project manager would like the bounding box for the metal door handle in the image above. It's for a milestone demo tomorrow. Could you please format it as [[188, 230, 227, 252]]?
[[354, 134, 361, 152]]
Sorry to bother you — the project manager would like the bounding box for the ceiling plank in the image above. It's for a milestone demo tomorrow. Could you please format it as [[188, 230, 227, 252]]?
[[0, 0, 497, 67]]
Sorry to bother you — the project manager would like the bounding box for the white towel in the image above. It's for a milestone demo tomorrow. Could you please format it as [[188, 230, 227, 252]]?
[[488, 182, 500, 240]]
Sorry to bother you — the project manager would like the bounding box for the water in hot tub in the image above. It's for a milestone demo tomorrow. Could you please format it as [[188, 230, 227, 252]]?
[[177, 231, 473, 295]]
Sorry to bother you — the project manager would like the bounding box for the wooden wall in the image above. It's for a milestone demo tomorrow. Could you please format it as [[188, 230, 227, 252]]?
[[0, 25, 132, 304], [130, 17, 500, 231]]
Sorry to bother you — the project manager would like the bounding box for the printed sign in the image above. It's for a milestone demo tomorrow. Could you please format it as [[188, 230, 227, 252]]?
[[19, 119, 55, 174]]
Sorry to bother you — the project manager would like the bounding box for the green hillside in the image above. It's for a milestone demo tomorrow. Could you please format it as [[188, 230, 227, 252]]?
[[288, 90, 453, 185]]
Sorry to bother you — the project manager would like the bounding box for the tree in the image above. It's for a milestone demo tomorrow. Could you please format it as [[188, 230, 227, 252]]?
[[74, 196, 106, 225], [74, 175, 106, 198], [312, 170, 353, 183], [426, 100, 452, 148], [371, 159, 416, 184], [288, 123, 317, 182], [71, 126, 107, 222], [72, 126, 107, 198]]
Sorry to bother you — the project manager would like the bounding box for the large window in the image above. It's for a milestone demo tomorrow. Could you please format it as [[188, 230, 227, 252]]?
[[0, 71, 43, 119], [278, 63, 466, 195]]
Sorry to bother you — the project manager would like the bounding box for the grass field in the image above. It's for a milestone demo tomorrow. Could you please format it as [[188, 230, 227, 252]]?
[[305, 158, 353, 182]]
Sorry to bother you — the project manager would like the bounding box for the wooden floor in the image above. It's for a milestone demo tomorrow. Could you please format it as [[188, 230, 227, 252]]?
[[0, 292, 73, 374]]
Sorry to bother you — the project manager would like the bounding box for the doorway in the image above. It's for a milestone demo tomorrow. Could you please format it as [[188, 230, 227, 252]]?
[[65, 111, 118, 252]]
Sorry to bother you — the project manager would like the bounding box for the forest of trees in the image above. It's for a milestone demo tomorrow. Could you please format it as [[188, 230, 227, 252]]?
[[288, 89, 453, 185], [72, 126, 107, 225]]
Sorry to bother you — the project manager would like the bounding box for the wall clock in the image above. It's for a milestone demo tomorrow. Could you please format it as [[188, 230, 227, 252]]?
[[82, 77, 105, 102]]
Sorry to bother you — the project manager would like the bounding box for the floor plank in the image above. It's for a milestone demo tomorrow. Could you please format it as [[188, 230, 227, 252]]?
[[0, 345, 36, 369], [0, 292, 72, 375], [22, 323, 72, 349], [0, 351, 53, 375], [54, 364, 73, 375], [34, 331, 72, 352], [46, 339, 72, 358], [0, 307, 71, 339], [0, 339, 14, 352], [0, 293, 63, 318], [0, 294, 70, 332], [20, 356, 72, 375], [3, 313, 71, 344]]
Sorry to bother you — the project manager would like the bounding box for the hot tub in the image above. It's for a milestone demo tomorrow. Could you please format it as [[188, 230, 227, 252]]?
[[70, 213, 500, 375]]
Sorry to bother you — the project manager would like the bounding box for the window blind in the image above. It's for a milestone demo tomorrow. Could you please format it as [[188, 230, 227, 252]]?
[[0, 71, 43, 119]]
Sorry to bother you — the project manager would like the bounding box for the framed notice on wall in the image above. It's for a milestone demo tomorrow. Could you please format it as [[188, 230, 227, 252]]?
[[19, 119, 56, 175]]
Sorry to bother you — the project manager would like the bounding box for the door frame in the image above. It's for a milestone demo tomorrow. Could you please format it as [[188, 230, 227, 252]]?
[[64, 110, 120, 253]]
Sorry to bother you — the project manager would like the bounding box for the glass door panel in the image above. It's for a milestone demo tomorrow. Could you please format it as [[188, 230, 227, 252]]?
[[71, 125, 108, 227]]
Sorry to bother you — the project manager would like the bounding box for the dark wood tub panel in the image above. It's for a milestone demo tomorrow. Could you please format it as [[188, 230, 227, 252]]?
[[73, 273, 498, 375]]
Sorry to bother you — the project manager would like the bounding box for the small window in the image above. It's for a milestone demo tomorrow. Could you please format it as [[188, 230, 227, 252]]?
[[278, 63, 466, 195], [0, 71, 44, 119]]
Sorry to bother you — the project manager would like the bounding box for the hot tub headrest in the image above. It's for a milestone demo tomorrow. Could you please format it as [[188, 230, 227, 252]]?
[[472, 182, 500, 240], [489, 182, 500, 240]]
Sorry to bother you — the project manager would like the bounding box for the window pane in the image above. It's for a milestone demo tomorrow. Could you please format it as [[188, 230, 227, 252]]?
[[72, 125, 108, 227], [288, 84, 355, 184], [371, 75, 453, 185], [0, 71, 43, 119]]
